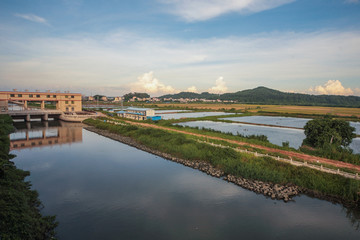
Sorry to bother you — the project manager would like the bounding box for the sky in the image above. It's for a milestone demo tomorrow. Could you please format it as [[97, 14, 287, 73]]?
[[0, 0, 360, 97]]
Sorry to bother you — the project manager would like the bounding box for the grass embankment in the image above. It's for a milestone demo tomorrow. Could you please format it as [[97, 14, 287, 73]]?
[[85, 118, 360, 206], [0, 115, 57, 239], [109, 113, 360, 166]]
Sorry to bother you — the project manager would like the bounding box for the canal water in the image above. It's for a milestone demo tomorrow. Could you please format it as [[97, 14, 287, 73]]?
[[10, 122, 360, 239]]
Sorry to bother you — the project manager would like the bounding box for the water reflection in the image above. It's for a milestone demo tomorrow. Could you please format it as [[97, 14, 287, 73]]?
[[10, 121, 83, 150], [10, 125, 360, 239]]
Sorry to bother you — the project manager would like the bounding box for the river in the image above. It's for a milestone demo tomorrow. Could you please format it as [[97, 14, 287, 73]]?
[[10, 121, 360, 239]]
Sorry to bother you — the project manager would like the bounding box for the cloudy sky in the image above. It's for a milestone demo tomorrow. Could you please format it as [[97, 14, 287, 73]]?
[[0, 0, 360, 96]]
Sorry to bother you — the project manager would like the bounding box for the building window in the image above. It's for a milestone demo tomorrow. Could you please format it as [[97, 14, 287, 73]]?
[[53, 95, 56, 98], [66, 107, 69, 111], [71, 95, 74, 98], [10, 94, 15, 97], [71, 101, 74, 104], [18, 94, 22, 97], [29, 94, 33, 97], [46, 95, 50, 98], [36, 95, 40, 98], [65, 95, 68, 98], [65, 101, 68, 104], [71, 107, 74, 111]]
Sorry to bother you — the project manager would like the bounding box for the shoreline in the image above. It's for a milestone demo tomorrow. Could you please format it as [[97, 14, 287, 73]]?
[[84, 125, 301, 202], [84, 124, 359, 208]]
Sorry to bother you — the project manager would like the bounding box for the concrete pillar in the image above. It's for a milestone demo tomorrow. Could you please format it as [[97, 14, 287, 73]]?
[[26, 131, 29, 140], [41, 101, 45, 109], [24, 100, 28, 110], [42, 130, 46, 139], [42, 113, 48, 121], [44, 121, 49, 128], [25, 114, 30, 122], [26, 122, 31, 130]]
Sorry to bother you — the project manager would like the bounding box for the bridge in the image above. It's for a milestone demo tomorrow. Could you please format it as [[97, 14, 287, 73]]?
[[2, 109, 63, 122]]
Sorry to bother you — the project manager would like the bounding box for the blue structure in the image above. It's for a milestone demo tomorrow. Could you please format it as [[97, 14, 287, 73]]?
[[147, 116, 162, 121]]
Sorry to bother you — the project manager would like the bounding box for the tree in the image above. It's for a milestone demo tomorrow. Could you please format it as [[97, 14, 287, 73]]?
[[303, 117, 355, 148]]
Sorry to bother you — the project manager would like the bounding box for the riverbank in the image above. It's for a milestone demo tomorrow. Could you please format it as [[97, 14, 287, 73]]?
[[83, 118, 360, 207], [84, 126, 301, 202], [0, 115, 57, 239]]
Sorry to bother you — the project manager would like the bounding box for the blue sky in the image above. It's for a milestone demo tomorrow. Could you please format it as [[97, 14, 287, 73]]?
[[1, 0, 360, 96]]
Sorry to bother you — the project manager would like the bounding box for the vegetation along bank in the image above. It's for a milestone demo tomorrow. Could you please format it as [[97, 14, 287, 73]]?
[[84, 118, 360, 208], [0, 115, 58, 240]]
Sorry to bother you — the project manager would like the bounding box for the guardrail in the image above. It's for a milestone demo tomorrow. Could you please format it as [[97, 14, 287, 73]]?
[[198, 140, 360, 180]]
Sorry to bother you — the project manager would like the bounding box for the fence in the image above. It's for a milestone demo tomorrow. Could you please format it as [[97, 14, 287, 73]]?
[[198, 140, 359, 180]]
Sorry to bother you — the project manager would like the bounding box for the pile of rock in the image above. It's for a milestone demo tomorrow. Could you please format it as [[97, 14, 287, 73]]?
[[224, 174, 300, 202]]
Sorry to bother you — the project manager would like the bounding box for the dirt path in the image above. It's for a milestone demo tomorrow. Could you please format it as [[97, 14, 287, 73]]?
[[123, 120, 360, 172]]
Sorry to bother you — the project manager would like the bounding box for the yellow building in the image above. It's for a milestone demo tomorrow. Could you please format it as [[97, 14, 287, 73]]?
[[0, 90, 82, 112]]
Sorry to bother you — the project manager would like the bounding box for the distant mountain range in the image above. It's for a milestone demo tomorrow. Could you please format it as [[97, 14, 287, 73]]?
[[160, 87, 360, 107]]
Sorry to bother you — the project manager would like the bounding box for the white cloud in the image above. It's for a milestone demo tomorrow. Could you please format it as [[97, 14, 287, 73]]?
[[130, 71, 178, 95], [208, 77, 228, 94], [159, 0, 294, 22], [14, 13, 49, 25], [309, 80, 355, 96], [1, 30, 360, 95], [186, 86, 198, 93]]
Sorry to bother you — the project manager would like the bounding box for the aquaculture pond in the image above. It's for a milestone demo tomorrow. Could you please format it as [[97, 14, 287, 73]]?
[[175, 121, 360, 154], [10, 121, 360, 239], [221, 116, 360, 135]]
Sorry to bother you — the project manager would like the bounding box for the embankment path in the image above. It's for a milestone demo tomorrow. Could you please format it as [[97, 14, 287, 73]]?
[[123, 120, 360, 172]]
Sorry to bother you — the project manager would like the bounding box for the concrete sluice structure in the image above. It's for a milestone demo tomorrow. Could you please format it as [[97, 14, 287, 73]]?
[[0, 90, 82, 112]]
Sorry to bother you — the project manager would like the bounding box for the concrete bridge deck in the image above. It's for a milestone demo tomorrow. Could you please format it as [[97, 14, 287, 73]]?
[[1, 109, 63, 121]]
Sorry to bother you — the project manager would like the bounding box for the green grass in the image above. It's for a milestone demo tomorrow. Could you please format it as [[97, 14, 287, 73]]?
[[0, 115, 58, 239], [85, 118, 360, 205]]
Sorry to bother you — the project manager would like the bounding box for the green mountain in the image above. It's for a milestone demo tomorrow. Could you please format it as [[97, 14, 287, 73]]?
[[159, 87, 360, 107]]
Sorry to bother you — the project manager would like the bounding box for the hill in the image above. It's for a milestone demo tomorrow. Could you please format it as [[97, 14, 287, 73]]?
[[159, 87, 360, 107]]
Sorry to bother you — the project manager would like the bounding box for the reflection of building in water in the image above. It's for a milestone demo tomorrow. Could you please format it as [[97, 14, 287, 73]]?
[[10, 121, 83, 150]]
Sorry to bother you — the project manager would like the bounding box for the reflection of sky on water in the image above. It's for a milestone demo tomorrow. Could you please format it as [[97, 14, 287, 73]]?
[[350, 138, 360, 154], [176, 120, 306, 149], [221, 116, 360, 135], [222, 116, 311, 128], [11, 128, 360, 239], [160, 112, 235, 120]]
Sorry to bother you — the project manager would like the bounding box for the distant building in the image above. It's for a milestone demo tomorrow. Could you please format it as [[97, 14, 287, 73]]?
[[116, 107, 161, 121], [83, 96, 94, 101], [113, 97, 122, 102]]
